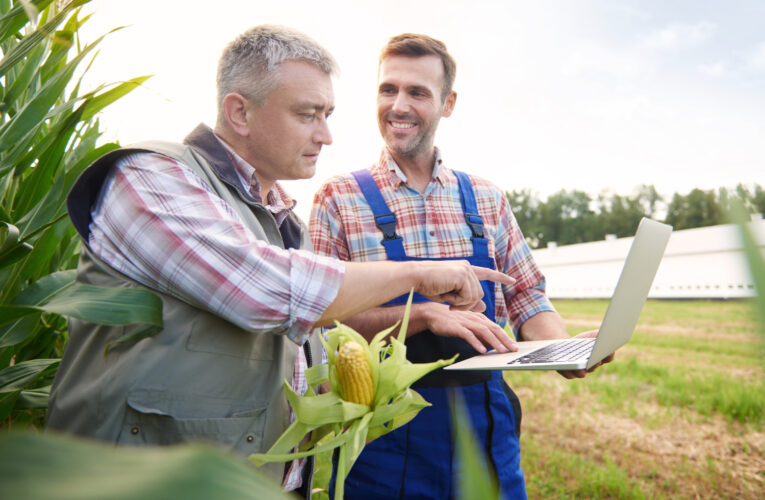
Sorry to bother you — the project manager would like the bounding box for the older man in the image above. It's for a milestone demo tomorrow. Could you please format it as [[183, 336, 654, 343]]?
[[47, 26, 512, 497]]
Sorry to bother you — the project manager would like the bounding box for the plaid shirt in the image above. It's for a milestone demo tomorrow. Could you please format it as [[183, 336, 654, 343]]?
[[88, 138, 343, 491], [310, 149, 553, 334]]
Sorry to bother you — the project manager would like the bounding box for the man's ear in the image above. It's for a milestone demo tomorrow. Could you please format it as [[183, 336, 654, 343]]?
[[442, 90, 457, 118], [221, 93, 250, 136]]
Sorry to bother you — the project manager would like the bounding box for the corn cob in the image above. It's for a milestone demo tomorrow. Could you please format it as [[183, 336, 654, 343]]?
[[336, 340, 374, 406]]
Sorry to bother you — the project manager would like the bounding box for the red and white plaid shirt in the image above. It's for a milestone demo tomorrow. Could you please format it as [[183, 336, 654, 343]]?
[[310, 149, 553, 334], [88, 138, 343, 491]]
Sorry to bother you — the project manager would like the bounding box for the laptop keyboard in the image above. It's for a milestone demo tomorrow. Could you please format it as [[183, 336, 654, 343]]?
[[507, 338, 596, 365]]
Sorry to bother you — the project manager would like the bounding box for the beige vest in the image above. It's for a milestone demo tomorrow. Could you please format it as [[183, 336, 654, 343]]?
[[47, 127, 321, 487]]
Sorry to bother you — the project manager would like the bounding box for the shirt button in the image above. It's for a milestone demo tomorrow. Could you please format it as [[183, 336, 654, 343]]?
[[131, 427, 139, 435], [246, 435, 254, 443], [429, 231, 435, 236]]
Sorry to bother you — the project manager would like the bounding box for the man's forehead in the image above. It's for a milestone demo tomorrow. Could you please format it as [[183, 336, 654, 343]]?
[[269, 60, 334, 102], [378, 54, 444, 82]]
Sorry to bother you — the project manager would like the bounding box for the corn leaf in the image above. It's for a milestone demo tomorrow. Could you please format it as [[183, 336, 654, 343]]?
[[453, 393, 500, 499], [0, 316, 39, 348], [16, 384, 50, 409], [77, 75, 152, 123], [1, 270, 162, 329], [0, 0, 87, 79], [0, 358, 58, 393], [0, 1, 55, 42], [1, 41, 46, 113], [285, 383, 369, 426], [305, 362, 328, 387], [0, 430, 291, 500], [33, 284, 163, 326], [0, 29, 104, 150]]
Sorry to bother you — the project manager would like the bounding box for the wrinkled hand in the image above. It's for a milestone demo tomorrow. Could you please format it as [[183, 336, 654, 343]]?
[[421, 302, 518, 354], [557, 329, 616, 380], [414, 260, 515, 312]]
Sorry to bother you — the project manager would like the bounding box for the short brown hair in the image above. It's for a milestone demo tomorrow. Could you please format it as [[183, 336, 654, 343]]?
[[379, 33, 456, 102]]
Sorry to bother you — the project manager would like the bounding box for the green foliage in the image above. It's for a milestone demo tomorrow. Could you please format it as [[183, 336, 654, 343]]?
[[508, 183, 765, 248], [0, 430, 292, 500], [665, 188, 724, 230], [0, 0, 159, 428], [730, 201, 765, 336], [453, 393, 500, 500]]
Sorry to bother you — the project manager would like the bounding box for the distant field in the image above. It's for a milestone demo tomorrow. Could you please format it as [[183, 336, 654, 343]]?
[[514, 299, 764, 499], [314, 300, 764, 499]]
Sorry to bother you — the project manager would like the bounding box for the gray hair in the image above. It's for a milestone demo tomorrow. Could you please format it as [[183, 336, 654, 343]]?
[[216, 25, 339, 115]]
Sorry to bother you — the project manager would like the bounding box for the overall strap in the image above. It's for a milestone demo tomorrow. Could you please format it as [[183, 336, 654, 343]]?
[[351, 170, 406, 259], [453, 170, 489, 258]]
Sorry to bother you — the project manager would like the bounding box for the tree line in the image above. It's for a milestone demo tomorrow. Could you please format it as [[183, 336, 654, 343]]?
[[506, 183, 765, 250]]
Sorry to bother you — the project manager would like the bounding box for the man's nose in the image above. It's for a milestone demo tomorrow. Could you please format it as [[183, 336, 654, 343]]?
[[315, 119, 332, 145], [391, 92, 410, 114]]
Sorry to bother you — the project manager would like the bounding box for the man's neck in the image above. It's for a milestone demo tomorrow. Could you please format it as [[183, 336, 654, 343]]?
[[389, 148, 436, 194], [213, 125, 275, 201]]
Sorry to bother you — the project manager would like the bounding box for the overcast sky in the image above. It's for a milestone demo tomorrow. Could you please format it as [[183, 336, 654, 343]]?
[[80, 0, 765, 221]]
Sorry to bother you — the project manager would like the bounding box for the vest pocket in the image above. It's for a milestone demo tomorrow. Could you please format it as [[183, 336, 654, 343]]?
[[118, 390, 268, 457], [185, 315, 277, 361]]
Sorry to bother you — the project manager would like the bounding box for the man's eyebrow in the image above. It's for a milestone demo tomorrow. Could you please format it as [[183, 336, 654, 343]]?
[[407, 85, 432, 95], [294, 101, 334, 112]]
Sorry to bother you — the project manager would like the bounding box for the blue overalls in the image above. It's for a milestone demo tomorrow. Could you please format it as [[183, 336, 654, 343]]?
[[330, 169, 527, 500]]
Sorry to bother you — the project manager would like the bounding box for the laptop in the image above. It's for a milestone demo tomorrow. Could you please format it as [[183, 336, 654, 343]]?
[[445, 217, 672, 371]]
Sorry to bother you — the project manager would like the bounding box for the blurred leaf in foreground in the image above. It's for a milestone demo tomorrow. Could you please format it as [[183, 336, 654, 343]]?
[[0, 430, 292, 500]]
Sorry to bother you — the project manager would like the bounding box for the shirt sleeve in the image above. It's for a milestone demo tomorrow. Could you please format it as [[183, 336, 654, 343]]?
[[309, 180, 351, 260], [87, 152, 345, 345], [494, 192, 555, 336]]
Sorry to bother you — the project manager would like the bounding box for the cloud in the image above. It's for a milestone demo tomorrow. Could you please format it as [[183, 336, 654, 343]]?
[[698, 62, 729, 77], [639, 21, 716, 51], [562, 42, 652, 79], [746, 41, 765, 71]]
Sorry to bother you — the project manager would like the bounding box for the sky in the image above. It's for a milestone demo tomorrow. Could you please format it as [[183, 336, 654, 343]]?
[[79, 0, 765, 221]]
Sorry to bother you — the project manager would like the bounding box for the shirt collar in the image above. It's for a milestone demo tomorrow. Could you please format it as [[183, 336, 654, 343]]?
[[213, 134, 297, 218], [379, 147, 448, 190]]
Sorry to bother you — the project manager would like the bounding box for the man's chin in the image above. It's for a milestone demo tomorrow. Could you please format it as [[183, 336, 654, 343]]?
[[386, 140, 422, 159], [299, 166, 317, 180]]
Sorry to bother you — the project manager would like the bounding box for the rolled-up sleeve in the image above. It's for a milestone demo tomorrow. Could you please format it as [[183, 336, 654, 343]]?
[[88, 152, 345, 345], [496, 195, 555, 335]]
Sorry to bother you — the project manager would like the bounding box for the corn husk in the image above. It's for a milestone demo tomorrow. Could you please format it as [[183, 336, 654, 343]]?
[[249, 291, 456, 499]]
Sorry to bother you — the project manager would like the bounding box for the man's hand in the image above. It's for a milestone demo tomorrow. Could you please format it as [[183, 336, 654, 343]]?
[[421, 302, 518, 354], [556, 329, 616, 380], [412, 260, 515, 311], [318, 260, 515, 327]]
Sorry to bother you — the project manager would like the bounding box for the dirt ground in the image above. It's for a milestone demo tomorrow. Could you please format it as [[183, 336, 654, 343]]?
[[517, 380, 765, 499]]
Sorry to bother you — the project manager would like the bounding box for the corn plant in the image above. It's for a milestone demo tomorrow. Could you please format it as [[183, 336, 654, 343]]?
[[250, 294, 457, 500], [0, 0, 161, 428]]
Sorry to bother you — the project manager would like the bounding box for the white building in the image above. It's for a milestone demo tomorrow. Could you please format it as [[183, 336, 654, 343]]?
[[531, 219, 765, 299]]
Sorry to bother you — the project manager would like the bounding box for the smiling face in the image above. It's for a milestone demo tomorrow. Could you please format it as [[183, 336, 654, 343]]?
[[243, 60, 334, 187], [377, 55, 456, 163]]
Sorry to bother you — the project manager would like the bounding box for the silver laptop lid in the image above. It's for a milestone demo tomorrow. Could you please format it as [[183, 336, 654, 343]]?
[[585, 217, 672, 368]]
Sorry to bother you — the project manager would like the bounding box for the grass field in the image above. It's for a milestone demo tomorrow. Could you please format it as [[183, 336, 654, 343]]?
[[314, 300, 764, 499], [516, 299, 764, 499]]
